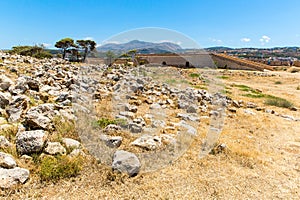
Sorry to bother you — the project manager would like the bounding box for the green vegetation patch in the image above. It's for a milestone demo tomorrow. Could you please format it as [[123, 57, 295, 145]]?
[[217, 75, 229, 79], [93, 118, 127, 128], [233, 84, 293, 108], [189, 73, 201, 78], [264, 95, 293, 108], [39, 155, 83, 182]]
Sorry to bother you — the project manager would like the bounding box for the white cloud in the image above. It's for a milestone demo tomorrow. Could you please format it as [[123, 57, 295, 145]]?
[[42, 43, 51, 48], [83, 37, 94, 40], [158, 40, 182, 45], [241, 38, 251, 42], [259, 35, 271, 45]]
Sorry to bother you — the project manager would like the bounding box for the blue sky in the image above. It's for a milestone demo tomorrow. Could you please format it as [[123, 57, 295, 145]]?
[[1, 0, 300, 49]]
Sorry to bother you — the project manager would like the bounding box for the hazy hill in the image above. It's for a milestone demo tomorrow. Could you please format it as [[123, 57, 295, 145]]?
[[97, 40, 182, 54]]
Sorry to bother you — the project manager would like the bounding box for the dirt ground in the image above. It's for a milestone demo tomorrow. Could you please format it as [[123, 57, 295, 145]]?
[[3, 69, 300, 199]]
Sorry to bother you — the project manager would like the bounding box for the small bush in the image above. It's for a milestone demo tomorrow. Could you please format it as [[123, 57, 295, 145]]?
[[274, 81, 282, 84], [189, 73, 200, 78], [95, 118, 117, 128], [265, 96, 293, 108], [217, 75, 229, 79], [39, 155, 83, 182], [297, 85, 300, 90]]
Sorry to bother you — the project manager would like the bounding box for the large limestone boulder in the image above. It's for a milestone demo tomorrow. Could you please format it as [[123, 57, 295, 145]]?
[[16, 130, 47, 155], [112, 150, 141, 177]]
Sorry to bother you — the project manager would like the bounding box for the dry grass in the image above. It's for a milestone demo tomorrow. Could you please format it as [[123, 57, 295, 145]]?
[[2, 69, 300, 199]]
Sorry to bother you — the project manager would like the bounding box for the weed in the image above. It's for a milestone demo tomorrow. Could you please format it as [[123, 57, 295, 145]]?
[[242, 93, 265, 98], [94, 118, 118, 128], [274, 81, 282, 84], [217, 75, 229, 79], [52, 116, 78, 141], [0, 124, 18, 141], [264, 96, 293, 108], [38, 155, 83, 182], [189, 73, 200, 78]]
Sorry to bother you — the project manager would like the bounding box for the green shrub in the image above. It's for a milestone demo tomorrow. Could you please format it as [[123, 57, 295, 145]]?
[[39, 155, 83, 182], [297, 85, 300, 90], [217, 75, 229, 79], [189, 73, 200, 78], [274, 81, 282, 84], [9, 45, 53, 59], [95, 118, 117, 128], [265, 96, 293, 108]]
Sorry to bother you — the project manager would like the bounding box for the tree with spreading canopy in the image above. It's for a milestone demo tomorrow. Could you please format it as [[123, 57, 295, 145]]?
[[55, 38, 76, 59], [76, 40, 96, 62]]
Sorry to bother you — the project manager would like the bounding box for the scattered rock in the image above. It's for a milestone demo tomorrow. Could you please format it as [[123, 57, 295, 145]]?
[[100, 135, 122, 148], [0, 75, 14, 91], [62, 138, 81, 149], [129, 123, 143, 133], [186, 105, 198, 113], [177, 113, 200, 122], [0, 152, 17, 169], [112, 150, 141, 177], [0, 92, 11, 109], [0, 136, 12, 148], [16, 130, 47, 155], [0, 167, 30, 188], [125, 104, 138, 113], [44, 142, 66, 155], [131, 134, 162, 150]]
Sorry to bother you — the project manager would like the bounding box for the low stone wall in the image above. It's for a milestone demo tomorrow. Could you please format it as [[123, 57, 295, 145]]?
[[211, 54, 265, 71]]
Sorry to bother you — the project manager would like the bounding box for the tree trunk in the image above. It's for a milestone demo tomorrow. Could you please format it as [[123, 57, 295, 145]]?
[[83, 48, 88, 62], [63, 48, 66, 59]]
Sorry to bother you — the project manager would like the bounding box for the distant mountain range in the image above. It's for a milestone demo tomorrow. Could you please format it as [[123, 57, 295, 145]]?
[[97, 40, 182, 54]]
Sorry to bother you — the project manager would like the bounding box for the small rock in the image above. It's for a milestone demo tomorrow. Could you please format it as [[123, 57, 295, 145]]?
[[0, 136, 12, 148], [150, 103, 161, 109], [16, 130, 47, 155], [0, 167, 30, 188], [0, 75, 14, 91], [177, 113, 200, 122], [228, 107, 237, 113], [131, 134, 162, 150], [20, 155, 33, 163], [232, 100, 241, 108], [69, 149, 85, 157], [247, 102, 257, 108], [44, 142, 66, 155], [0, 92, 11, 109], [119, 111, 135, 119], [6, 106, 23, 123], [62, 138, 81, 149], [112, 150, 141, 177], [104, 124, 122, 132], [125, 104, 138, 113], [186, 105, 198, 113], [100, 135, 122, 148], [129, 123, 143, 133], [244, 109, 255, 115], [0, 152, 17, 169]]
